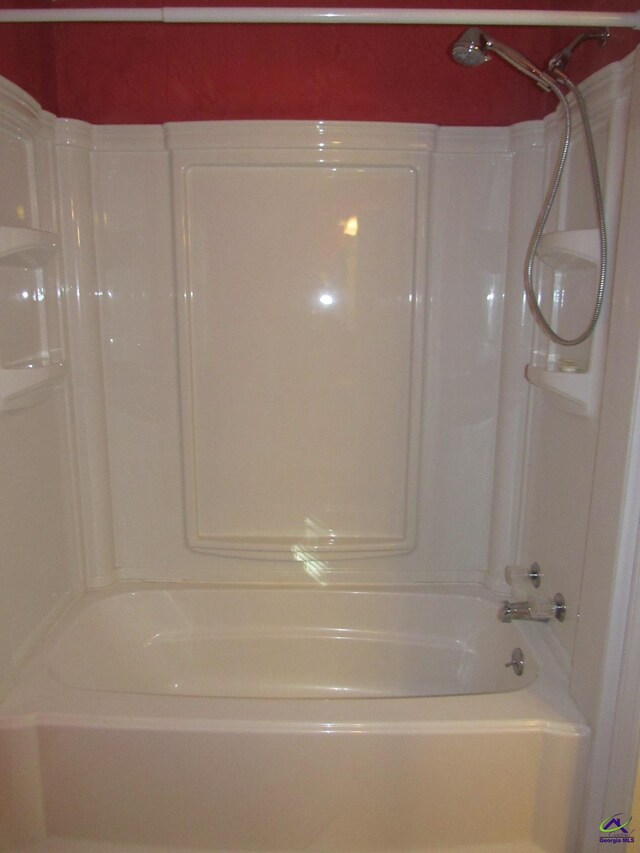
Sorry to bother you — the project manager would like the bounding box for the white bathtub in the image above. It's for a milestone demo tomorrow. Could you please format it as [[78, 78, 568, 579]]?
[[0, 583, 589, 852], [47, 585, 540, 699]]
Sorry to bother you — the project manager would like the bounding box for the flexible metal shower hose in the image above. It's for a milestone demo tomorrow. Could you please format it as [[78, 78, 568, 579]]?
[[524, 70, 608, 346]]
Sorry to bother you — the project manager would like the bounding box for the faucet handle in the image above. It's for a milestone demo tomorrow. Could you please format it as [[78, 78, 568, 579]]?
[[529, 592, 567, 622], [505, 562, 542, 589]]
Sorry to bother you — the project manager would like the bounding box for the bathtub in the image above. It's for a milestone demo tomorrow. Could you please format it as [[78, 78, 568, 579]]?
[[0, 583, 589, 852]]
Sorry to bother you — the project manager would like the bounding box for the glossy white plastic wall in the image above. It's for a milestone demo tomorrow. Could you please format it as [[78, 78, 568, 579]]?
[[0, 82, 81, 700], [55, 59, 617, 598], [87, 123, 522, 585], [519, 58, 632, 668], [83, 61, 626, 599], [572, 53, 640, 842], [176, 152, 425, 557]]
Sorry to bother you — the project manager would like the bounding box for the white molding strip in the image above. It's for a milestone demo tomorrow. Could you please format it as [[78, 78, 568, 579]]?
[[0, 7, 638, 28]]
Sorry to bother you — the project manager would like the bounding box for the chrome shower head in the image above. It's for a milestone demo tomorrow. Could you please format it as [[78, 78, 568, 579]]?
[[450, 27, 488, 67], [450, 27, 554, 92]]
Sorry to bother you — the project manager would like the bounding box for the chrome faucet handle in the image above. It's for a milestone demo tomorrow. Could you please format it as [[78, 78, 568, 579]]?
[[528, 592, 567, 622], [505, 562, 542, 589]]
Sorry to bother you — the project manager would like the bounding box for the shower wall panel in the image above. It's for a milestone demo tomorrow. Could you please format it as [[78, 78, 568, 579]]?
[[0, 51, 628, 698], [519, 58, 632, 667], [0, 80, 81, 698], [87, 122, 520, 584], [174, 150, 425, 558], [67, 58, 632, 597], [422, 135, 520, 581], [43, 56, 637, 767]]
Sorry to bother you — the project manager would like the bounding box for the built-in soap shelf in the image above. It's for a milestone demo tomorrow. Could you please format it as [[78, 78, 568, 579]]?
[[526, 228, 602, 417], [535, 228, 600, 272], [0, 226, 57, 269], [525, 364, 594, 416], [0, 357, 66, 411], [0, 226, 65, 411]]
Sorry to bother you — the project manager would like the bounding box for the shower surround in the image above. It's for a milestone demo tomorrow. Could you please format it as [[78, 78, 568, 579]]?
[[0, 45, 639, 852]]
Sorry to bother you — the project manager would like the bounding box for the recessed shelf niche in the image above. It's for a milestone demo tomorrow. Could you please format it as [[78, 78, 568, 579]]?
[[525, 228, 603, 417], [0, 226, 65, 411], [0, 226, 57, 268], [535, 228, 600, 271]]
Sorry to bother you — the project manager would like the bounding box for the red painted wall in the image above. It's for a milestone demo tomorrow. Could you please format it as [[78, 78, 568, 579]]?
[[0, 0, 56, 110], [0, 1, 638, 124]]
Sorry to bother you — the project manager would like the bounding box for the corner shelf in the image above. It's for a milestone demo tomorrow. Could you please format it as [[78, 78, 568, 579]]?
[[535, 228, 600, 272], [0, 226, 57, 268], [0, 359, 66, 412], [526, 228, 602, 417], [0, 226, 64, 411], [525, 364, 593, 417]]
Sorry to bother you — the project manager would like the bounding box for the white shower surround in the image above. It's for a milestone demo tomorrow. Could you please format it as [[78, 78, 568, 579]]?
[[86, 119, 515, 586], [0, 45, 639, 853], [77, 54, 629, 651]]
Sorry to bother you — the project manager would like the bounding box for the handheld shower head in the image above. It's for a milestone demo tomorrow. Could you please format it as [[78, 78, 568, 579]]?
[[450, 28, 554, 92], [449, 29, 609, 348], [450, 27, 488, 68]]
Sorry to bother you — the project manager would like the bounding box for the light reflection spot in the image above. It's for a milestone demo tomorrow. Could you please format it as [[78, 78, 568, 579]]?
[[343, 216, 358, 237]]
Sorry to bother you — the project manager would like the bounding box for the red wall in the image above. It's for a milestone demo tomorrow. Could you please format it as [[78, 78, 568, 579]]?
[[0, 0, 56, 110], [0, 0, 638, 124]]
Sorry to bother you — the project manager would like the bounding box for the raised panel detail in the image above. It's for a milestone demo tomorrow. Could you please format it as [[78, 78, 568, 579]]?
[[175, 155, 427, 557]]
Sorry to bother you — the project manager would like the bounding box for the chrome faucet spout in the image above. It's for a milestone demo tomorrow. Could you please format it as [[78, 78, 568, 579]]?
[[499, 593, 567, 623], [499, 600, 544, 623]]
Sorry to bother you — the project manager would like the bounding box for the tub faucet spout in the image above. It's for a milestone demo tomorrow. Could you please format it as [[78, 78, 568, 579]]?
[[499, 593, 567, 623], [500, 600, 540, 622]]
